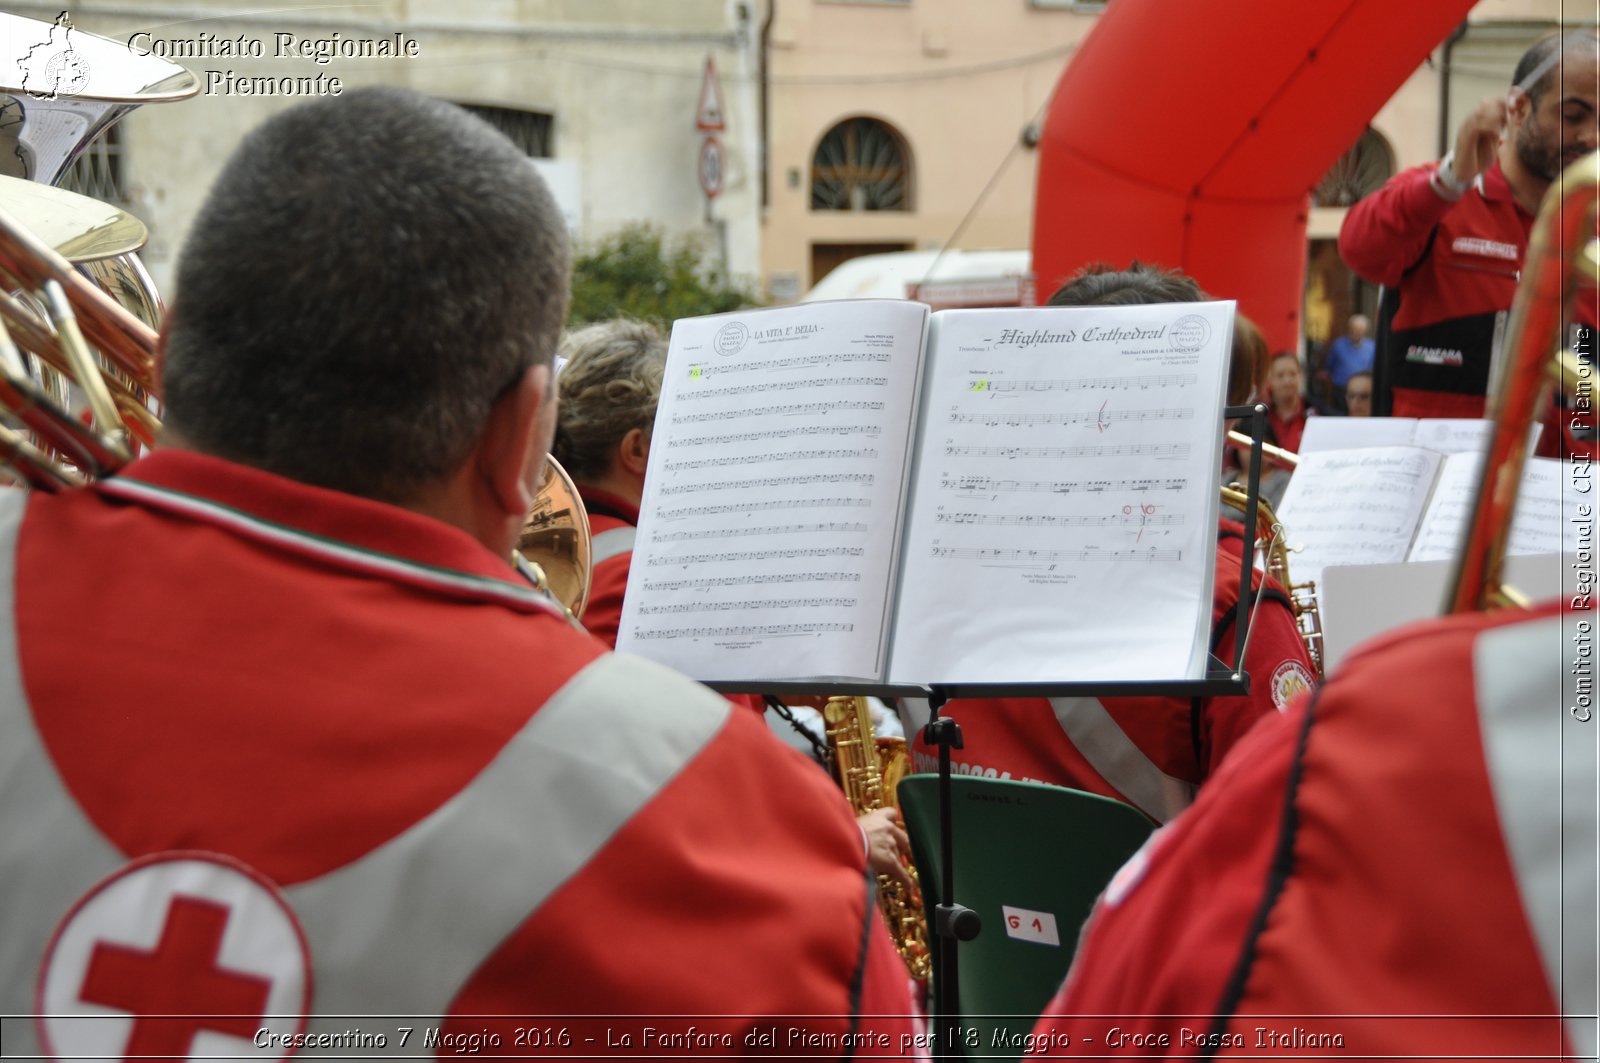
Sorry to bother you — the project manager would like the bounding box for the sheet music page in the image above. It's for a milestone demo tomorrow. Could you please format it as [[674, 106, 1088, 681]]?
[[1409, 418, 1497, 454], [886, 301, 1232, 685], [616, 299, 929, 684], [1275, 446, 1444, 588], [1409, 454, 1577, 561], [1298, 417, 1418, 453]]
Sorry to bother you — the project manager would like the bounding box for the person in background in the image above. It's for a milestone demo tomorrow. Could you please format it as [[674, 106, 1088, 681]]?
[[896, 263, 1317, 826], [0, 88, 919, 1053], [1318, 313, 1374, 414], [1345, 369, 1375, 417], [1339, 29, 1598, 433], [1263, 351, 1314, 454]]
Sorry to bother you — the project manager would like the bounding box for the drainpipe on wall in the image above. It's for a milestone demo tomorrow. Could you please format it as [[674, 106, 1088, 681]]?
[[760, 0, 774, 211]]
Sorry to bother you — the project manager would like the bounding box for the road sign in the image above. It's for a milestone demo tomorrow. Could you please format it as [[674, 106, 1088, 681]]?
[[699, 135, 724, 199], [695, 56, 725, 132]]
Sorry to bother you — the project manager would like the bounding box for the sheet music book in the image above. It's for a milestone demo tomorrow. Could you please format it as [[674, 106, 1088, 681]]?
[[1276, 448, 1584, 588], [614, 298, 1234, 687]]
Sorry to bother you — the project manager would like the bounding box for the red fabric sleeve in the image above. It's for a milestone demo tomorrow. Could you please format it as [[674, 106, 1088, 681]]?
[[1338, 164, 1457, 288]]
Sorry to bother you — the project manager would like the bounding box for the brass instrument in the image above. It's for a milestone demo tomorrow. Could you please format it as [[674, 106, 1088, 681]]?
[[516, 456, 593, 619], [822, 695, 932, 983], [1449, 151, 1599, 613], [1220, 461, 1324, 677]]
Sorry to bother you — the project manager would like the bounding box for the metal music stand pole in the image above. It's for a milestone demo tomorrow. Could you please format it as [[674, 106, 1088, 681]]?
[[921, 687, 980, 1061]]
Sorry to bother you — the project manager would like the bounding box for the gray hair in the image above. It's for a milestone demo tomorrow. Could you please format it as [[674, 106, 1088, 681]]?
[[551, 320, 667, 482]]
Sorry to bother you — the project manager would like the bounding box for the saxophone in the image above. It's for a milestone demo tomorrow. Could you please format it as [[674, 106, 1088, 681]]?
[[822, 695, 932, 983]]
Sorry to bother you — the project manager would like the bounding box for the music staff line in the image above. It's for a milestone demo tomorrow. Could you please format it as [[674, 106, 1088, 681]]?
[[672, 400, 885, 424], [666, 424, 883, 449], [942, 442, 1191, 461], [930, 546, 1183, 563], [657, 498, 872, 520], [660, 472, 875, 496], [688, 352, 891, 378], [637, 596, 858, 616], [648, 547, 865, 566], [971, 373, 1196, 393], [678, 376, 889, 402], [934, 511, 1184, 529], [631, 622, 856, 640], [941, 475, 1187, 494], [663, 447, 879, 473], [947, 408, 1194, 427], [641, 571, 862, 592], [649, 521, 869, 542]]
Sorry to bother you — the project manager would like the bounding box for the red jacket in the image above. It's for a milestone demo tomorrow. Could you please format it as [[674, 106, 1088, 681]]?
[[1034, 599, 1589, 1057], [1, 453, 918, 1056], [1341, 161, 1596, 454], [896, 522, 1316, 823]]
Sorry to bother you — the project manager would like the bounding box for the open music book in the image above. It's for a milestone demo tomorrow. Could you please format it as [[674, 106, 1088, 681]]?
[[614, 298, 1234, 688], [1275, 447, 1583, 589]]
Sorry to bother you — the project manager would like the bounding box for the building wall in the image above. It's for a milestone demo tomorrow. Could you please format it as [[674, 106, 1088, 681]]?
[[4, 0, 760, 297], [759, 0, 1092, 300]]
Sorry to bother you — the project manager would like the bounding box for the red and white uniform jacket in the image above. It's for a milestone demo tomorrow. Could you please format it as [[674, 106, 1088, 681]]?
[[895, 522, 1316, 823], [0, 452, 918, 1058], [1340, 161, 1597, 453], [575, 485, 640, 650], [1034, 599, 1595, 1058]]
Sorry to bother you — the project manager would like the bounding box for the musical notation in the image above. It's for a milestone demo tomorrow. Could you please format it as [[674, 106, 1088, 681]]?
[[658, 498, 871, 520], [666, 424, 883, 449], [942, 442, 1190, 461], [678, 376, 889, 402], [967, 373, 1196, 394], [642, 571, 862, 592], [663, 447, 879, 472], [660, 472, 875, 496], [688, 352, 891, 379], [650, 521, 870, 542], [940, 474, 1186, 494], [672, 400, 886, 424], [946, 408, 1194, 428], [648, 547, 865, 566], [637, 596, 858, 615], [929, 546, 1182, 563], [933, 511, 1184, 529], [631, 622, 856, 640]]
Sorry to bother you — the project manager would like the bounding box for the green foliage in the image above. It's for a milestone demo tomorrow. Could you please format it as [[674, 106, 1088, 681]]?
[[567, 223, 761, 328]]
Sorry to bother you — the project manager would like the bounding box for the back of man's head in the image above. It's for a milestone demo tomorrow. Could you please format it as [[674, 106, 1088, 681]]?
[[1046, 261, 1205, 308], [162, 87, 571, 504]]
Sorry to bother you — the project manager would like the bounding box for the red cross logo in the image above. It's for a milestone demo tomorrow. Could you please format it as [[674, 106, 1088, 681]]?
[[38, 852, 310, 1061], [78, 895, 271, 1059]]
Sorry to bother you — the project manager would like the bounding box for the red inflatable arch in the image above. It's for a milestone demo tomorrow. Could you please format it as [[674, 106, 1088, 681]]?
[[1031, 0, 1476, 354]]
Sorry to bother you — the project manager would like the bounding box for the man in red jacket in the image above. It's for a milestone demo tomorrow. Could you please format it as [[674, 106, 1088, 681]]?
[[1034, 599, 1593, 1058], [1340, 30, 1598, 430], [0, 87, 919, 1057]]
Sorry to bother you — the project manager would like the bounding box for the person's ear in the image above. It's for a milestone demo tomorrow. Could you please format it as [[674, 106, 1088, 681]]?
[[617, 426, 651, 477], [478, 364, 554, 520]]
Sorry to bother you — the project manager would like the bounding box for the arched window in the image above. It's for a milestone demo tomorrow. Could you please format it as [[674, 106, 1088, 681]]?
[[1314, 127, 1395, 208], [811, 117, 912, 212]]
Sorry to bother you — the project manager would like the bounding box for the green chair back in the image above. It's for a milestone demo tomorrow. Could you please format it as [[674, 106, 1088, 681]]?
[[897, 774, 1154, 1061]]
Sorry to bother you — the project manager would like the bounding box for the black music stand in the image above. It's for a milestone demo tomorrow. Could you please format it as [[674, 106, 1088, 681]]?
[[709, 404, 1275, 1058]]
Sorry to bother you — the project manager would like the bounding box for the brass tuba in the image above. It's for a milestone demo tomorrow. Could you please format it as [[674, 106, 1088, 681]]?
[[1448, 151, 1599, 613], [822, 695, 932, 984]]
